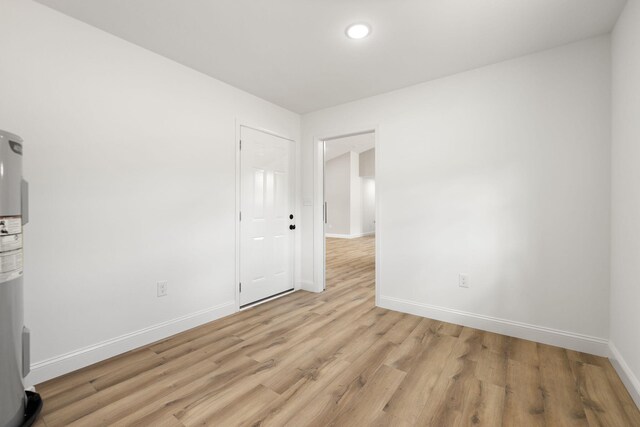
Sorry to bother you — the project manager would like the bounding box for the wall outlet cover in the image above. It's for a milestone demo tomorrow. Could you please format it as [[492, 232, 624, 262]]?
[[459, 274, 469, 288], [157, 281, 168, 297]]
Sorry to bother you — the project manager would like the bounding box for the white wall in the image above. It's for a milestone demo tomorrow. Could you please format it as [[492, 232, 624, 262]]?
[[360, 149, 376, 235], [611, 0, 640, 406], [359, 148, 375, 178], [361, 178, 376, 235], [0, 0, 300, 384], [325, 153, 351, 235], [349, 152, 362, 235], [302, 36, 612, 354], [325, 150, 366, 238]]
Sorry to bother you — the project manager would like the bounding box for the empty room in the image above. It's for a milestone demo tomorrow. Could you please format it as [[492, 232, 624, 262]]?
[[1, 0, 639, 426]]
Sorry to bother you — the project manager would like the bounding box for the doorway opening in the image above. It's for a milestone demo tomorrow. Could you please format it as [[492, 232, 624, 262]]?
[[322, 131, 377, 300]]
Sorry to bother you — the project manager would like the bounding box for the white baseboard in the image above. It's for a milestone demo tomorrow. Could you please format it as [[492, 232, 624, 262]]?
[[26, 301, 236, 386], [326, 231, 374, 239], [609, 341, 640, 408], [300, 280, 319, 292], [378, 296, 609, 356]]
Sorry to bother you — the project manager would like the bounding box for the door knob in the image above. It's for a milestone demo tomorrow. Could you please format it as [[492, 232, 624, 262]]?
[[289, 224, 296, 230]]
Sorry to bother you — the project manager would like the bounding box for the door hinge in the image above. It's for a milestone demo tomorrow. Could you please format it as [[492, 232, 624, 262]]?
[[239, 211, 242, 221], [239, 140, 242, 150], [239, 282, 242, 292]]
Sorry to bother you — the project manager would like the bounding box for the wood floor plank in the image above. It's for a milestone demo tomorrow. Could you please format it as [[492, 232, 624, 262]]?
[[39, 382, 97, 417], [508, 337, 540, 367], [483, 332, 511, 355], [246, 358, 351, 426], [336, 309, 405, 362], [175, 380, 269, 426], [571, 360, 635, 426], [282, 338, 398, 426], [370, 411, 414, 427], [476, 346, 509, 388], [457, 327, 485, 363], [539, 345, 589, 426], [459, 379, 506, 426], [413, 333, 479, 426], [383, 317, 437, 372], [383, 333, 458, 424], [197, 384, 280, 426], [566, 350, 609, 368], [36, 348, 161, 399], [46, 355, 217, 427], [261, 322, 368, 394], [503, 359, 545, 426], [601, 362, 640, 426], [113, 356, 259, 426], [327, 364, 406, 426], [211, 312, 321, 365], [382, 314, 423, 345], [32, 418, 49, 427], [32, 236, 639, 426]]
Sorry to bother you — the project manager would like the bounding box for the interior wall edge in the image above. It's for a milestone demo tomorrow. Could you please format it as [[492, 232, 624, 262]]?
[[609, 341, 640, 408], [610, 0, 640, 411], [378, 295, 609, 357], [26, 301, 236, 386]]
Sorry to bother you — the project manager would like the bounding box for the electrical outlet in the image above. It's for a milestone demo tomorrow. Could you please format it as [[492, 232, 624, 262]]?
[[459, 274, 469, 288], [157, 281, 168, 297]]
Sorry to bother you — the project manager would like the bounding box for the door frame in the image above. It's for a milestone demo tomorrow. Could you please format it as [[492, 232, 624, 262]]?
[[235, 121, 298, 311], [313, 125, 380, 306]]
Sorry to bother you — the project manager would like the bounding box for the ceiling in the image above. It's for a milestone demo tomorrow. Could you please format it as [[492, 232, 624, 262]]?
[[325, 133, 375, 162], [36, 0, 627, 114]]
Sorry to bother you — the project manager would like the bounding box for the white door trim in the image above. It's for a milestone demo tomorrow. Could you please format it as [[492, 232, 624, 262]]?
[[312, 125, 380, 307], [235, 120, 297, 311]]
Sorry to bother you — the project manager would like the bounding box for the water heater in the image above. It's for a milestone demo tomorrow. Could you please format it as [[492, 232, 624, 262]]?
[[0, 130, 42, 427]]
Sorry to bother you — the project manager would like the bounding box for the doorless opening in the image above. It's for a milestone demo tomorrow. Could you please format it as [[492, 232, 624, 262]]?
[[315, 129, 379, 304]]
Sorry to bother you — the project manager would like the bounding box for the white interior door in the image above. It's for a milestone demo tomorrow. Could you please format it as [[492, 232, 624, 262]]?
[[240, 126, 295, 307]]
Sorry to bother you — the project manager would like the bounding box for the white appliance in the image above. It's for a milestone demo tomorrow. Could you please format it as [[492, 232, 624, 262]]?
[[0, 130, 42, 427]]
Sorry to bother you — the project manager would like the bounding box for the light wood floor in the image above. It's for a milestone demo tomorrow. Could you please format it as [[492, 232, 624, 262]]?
[[35, 236, 640, 426]]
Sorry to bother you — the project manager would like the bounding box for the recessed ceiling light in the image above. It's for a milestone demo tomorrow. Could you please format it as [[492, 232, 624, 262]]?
[[345, 23, 371, 40]]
